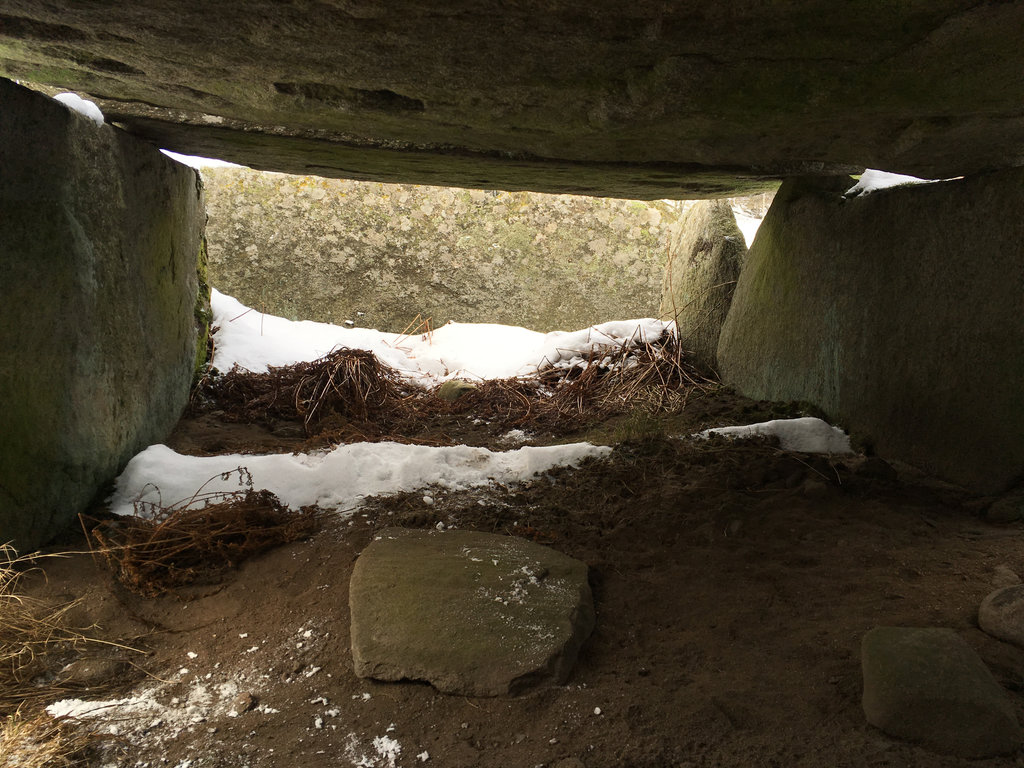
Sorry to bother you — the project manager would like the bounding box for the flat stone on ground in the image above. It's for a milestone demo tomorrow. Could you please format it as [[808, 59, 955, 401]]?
[[861, 626, 1022, 758], [349, 528, 595, 697], [980, 585, 1024, 648]]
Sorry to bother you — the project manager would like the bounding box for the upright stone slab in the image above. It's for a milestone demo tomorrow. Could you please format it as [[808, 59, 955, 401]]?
[[658, 199, 746, 371], [203, 167, 674, 333], [861, 627, 1022, 758], [0, 80, 206, 551], [718, 171, 1024, 493], [350, 528, 595, 697]]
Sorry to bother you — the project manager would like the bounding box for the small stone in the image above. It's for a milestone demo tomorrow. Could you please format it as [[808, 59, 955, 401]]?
[[60, 657, 125, 687], [986, 495, 1024, 524], [861, 626, 1021, 758], [436, 379, 478, 401], [350, 528, 594, 696], [230, 692, 256, 715], [800, 478, 832, 499], [992, 564, 1022, 588], [854, 456, 898, 481], [979, 585, 1024, 647]]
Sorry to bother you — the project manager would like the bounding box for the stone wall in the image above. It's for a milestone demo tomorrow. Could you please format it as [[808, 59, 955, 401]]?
[[203, 168, 680, 332], [0, 80, 206, 551], [659, 200, 746, 371], [717, 172, 1024, 494]]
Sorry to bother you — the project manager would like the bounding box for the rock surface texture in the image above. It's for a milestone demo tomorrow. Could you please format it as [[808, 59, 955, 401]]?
[[349, 528, 595, 697], [204, 168, 675, 332], [979, 586, 1024, 648], [0, 80, 205, 551], [717, 171, 1024, 494], [3, 3, 1024, 196], [861, 627, 1022, 758], [659, 200, 746, 371]]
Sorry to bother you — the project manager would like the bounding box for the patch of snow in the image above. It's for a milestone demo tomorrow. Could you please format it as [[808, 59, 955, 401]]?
[[54, 93, 104, 125], [844, 169, 935, 197], [108, 441, 611, 518], [500, 429, 529, 445], [345, 734, 403, 768], [209, 289, 673, 384], [696, 417, 853, 455], [160, 150, 242, 169], [48, 677, 241, 741], [731, 207, 763, 248]]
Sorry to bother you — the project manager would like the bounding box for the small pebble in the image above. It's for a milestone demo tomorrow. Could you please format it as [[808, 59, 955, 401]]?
[[230, 692, 256, 715]]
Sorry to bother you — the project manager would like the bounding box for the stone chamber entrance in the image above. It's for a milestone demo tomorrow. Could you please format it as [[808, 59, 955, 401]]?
[[2, 4, 1024, 766]]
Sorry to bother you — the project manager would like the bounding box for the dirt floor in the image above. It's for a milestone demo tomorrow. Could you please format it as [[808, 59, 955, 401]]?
[[20, 384, 1024, 768]]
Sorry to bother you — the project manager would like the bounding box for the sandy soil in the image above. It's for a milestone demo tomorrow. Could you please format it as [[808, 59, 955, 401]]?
[[23, 389, 1024, 768]]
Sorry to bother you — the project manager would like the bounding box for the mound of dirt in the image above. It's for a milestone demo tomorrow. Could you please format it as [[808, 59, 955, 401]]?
[[17, 380, 1024, 768]]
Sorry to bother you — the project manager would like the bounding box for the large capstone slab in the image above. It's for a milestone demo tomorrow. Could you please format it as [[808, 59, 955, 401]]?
[[4, 3, 1024, 195], [861, 627, 1022, 758], [349, 528, 594, 697]]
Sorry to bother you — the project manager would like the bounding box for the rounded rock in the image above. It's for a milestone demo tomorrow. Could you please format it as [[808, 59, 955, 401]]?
[[979, 585, 1024, 647]]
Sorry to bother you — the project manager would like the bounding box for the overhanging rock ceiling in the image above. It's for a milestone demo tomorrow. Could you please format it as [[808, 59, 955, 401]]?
[[2, 1, 1023, 197]]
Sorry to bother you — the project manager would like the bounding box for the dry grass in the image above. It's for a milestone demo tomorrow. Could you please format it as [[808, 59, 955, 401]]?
[[0, 546, 91, 716], [190, 331, 718, 444], [0, 546, 123, 765], [84, 470, 326, 596], [0, 709, 108, 767], [192, 347, 411, 434], [437, 333, 719, 431]]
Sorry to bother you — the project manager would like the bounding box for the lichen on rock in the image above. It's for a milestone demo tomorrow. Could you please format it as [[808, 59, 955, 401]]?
[[203, 168, 681, 333]]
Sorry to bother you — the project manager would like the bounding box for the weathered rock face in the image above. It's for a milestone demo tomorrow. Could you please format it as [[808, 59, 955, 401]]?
[[659, 200, 746, 371], [979, 585, 1024, 648], [717, 171, 1024, 494], [349, 528, 594, 697], [0, 80, 205, 551], [204, 168, 675, 332], [861, 627, 1021, 758], [3, 3, 1024, 197]]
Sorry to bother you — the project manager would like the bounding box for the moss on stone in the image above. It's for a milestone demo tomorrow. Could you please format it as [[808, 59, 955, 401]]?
[[203, 169, 681, 333], [193, 236, 212, 378]]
